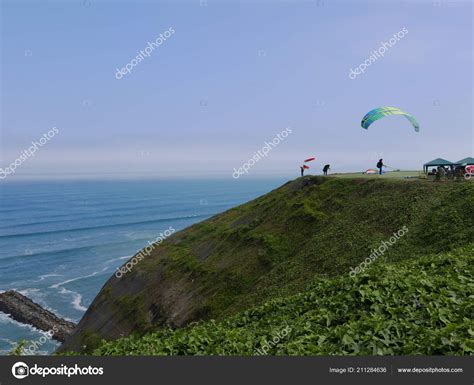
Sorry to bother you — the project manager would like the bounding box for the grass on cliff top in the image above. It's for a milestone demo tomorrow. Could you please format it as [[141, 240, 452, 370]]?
[[332, 170, 420, 179], [92, 244, 474, 356]]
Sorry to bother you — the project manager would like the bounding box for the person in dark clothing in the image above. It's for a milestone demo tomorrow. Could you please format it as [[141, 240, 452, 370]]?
[[323, 164, 330, 176], [300, 166, 304, 177], [376, 159, 385, 175], [436, 166, 446, 180]]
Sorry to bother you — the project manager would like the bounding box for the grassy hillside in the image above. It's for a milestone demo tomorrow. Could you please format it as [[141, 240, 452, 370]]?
[[59, 176, 474, 353], [92, 245, 474, 355]]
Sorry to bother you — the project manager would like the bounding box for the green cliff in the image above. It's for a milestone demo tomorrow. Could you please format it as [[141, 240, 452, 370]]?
[[58, 176, 474, 354]]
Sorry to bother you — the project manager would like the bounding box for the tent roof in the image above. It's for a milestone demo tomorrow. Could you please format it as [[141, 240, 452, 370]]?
[[454, 157, 474, 165], [423, 158, 453, 167]]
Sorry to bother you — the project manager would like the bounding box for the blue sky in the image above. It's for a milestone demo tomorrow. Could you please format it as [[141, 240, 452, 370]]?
[[1, 0, 472, 179]]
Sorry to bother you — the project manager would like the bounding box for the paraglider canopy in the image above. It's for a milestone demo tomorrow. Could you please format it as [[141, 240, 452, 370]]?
[[361, 107, 419, 132], [304, 157, 316, 163], [365, 169, 378, 174]]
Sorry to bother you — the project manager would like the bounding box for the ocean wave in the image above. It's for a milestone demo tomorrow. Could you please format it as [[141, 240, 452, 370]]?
[[0, 240, 147, 263], [0, 312, 15, 325], [18, 288, 40, 297], [48, 265, 109, 315], [0, 214, 205, 240], [104, 255, 132, 265], [0, 312, 40, 332], [0, 337, 15, 347], [57, 287, 87, 313], [0, 202, 186, 229], [0, 199, 209, 228], [36, 273, 62, 282], [49, 268, 108, 289]]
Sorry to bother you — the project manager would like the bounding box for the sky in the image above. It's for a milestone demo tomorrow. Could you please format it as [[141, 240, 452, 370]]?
[[0, 0, 472, 179]]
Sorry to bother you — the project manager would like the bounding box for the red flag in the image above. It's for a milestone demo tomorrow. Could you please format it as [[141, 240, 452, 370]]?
[[304, 157, 316, 162]]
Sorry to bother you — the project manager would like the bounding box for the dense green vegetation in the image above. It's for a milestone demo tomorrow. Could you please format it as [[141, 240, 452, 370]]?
[[92, 245, 474, 355], [60, 176, 474, 353]]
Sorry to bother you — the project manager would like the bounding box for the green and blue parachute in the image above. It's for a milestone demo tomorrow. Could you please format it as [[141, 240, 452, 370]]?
[[361, 107, 419, 132]]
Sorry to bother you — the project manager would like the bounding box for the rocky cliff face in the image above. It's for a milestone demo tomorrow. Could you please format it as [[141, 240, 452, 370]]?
[[0, 290, 76, 342], [57, 177, 474, 353]]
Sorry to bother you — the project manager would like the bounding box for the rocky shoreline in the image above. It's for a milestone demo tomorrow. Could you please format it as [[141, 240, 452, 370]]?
[[0, 290, 76, 342]]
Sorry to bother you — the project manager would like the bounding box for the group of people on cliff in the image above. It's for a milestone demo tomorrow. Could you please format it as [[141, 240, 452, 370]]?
[[300, 164, 330, 177]]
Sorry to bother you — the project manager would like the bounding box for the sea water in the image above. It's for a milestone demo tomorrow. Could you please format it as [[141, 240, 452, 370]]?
[[0, 178, 286, 354]]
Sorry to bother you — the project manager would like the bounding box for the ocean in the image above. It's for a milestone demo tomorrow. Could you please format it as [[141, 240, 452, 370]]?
[[0, 178, 286, 354]]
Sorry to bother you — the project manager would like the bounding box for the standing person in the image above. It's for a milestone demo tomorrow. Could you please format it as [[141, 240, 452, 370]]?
[[376, 159, 385, 175], [323, 164, 330, 176], [300, 165, 305, 177]]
